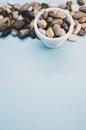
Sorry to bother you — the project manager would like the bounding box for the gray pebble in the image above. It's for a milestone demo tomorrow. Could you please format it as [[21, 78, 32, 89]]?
[[18, 29, 30, 38], [13, 20, 25, 30], [0, 23, 8, 32]]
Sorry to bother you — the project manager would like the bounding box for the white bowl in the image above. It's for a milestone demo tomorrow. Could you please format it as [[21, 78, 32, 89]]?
[[34, 8, 74, 48]]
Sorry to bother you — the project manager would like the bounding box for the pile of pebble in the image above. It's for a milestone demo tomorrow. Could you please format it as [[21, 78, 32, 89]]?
[[37, 10, 71, 38], [0, 0, 86, 41]]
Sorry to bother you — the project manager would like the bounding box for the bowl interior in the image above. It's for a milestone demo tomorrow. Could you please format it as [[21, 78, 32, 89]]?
[[34, 8, 74, 41]]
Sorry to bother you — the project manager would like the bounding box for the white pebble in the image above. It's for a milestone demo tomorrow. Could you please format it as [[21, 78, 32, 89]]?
[[0, 15, 4, 20], [71, 4, 79, 12], [7, 0, 15, 5], [37, 20, 47, 29], [46, 28, 54, 38], [68, 34, 77, 42], [28, 6, 33, 11], [74, 23, 81, 35], [18, 15, 23, 20], [49, 2, 58, 8], [39, 28, 47, 36]]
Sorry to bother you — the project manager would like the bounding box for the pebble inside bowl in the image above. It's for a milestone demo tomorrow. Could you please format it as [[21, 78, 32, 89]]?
[[34, 8, 74, 48]]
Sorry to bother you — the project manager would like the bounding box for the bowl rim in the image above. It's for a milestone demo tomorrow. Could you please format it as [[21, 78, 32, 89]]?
[[34, 8, 74, 41]]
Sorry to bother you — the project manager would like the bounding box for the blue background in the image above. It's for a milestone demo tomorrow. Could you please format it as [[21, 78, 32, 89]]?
[[0, 0, 86, 130]]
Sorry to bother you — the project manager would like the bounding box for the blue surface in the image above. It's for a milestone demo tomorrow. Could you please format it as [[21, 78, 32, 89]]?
[[0, 0, 86, 130]]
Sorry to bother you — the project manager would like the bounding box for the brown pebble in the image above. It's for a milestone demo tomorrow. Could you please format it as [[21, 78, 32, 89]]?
[[53, 24, 61, 36], [42, 11, 48, 19], [14, 3, 21, 10], [0, 17, 10, 26], [20, 3, 30, 11], [37, 20, 47, 29], [66, 1, 72, 10], [78, 17, 86, 23], [46, 28, 54, 38], [51, 19, 63, 26], [78, 28, 85, 36], [60, 29, 66, 37], [0, 7, 4, 14], [39, 28, 47, 36], [11, 29, 18, 36], [79, 6, 86, 13], [30, 20, 34, 29], [73, 12, 85, 20], [58, 4, 67, 9], [77, 0, 85, 5], [0, 23, 8, 32], [13, 20, 25, 30], [12, 11, 19, 20]]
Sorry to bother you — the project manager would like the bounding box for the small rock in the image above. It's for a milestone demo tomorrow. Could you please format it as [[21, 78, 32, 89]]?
[[13, 20, 25, 30], [30, 20, 34, 29], [20, 10, 34, 20], [66, 1, 72, 10], [58, 4, 67, 9], [74, 23, 81, 34], [42, 11, 48, 19], [79, 6, 86, 13], [73, 12, 85, 20], [56, 11, 67, 19], [18, 29, 30, 39], [0, 17, 10, 27], [74, 20, 79, 27], [29, 29, 37, 39], [28, 6, 33, 11], [7, 0, 15, 5], [11, 29, 18, 36], [78, 28, 85, 36], [0, 15, 4, 20], [12, 11, 19, 20], [66, 1, 72, 6], [81, 23, 86, 29], [23, 18, 30, 24], [51, 19, 63, 26], [70, 11, 75, 16], [0, 7, 4, 14], [46, 17, 53, 24], [4, 5, 12, 9], [37, 20, 47, 29], [60, 29, 66, 37], [10, 19, 15, 26], [49, 11, 66, 19], [0, 24, 8, 32], [78, 17, 86, 23], [71, 4, 79, 12], [3, 7, 11, 14], [14, 3, 21, 10], [46, 28, 54, 38], [0, 27, 11, 37], [33, 9, 39, 17], [77, 0, 85, 5], [20, 3, 30, 11], [49, 2, 58, 8], [39, 28, 47, 36], [41, 3, 49, 8], [18, 15, 23, 20], [64, 18, 71, 26], [68, 34, 77, 42], [31, 2, 42, 11], [53, 24, 61, 36], [2, 11, 8, 17], [61, 22, 69, 32]]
